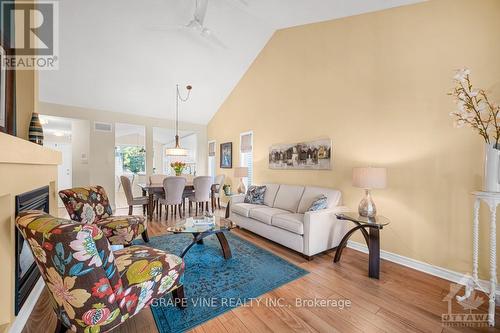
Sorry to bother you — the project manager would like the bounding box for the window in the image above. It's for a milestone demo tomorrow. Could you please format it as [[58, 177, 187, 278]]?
[[208, 140, 216, 177], [240, 131, 253, 188], [116, 145, 146, 174]]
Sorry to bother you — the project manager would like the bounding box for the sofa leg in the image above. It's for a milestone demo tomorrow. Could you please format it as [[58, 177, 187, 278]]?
[[172, 285, 186, 308], [303, 254, 314, 261], [141, 230, 150, 243]]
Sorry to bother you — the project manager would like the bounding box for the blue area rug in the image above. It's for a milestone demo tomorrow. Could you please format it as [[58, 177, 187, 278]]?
[[134, 232, 308, 333]]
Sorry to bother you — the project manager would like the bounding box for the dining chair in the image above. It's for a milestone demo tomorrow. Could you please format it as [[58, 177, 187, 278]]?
[[212, 174, 225, 210], [16, 210, 185, 333], [149, 174, 167, 215], [121, 175, 149, 215], [158, 176, 187, 220], [188, 176, 213, 215]]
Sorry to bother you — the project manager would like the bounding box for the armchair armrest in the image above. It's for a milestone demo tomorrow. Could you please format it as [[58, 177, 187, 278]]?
[[230, 194, 246, 204], [303, 206, 352, 256]]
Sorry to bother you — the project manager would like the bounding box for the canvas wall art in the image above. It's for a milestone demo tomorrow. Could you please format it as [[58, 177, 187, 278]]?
[[269, 139, 332, 170], [220, 142, 232, 168]]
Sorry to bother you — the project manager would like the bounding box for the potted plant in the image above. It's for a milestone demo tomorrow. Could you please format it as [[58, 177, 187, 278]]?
[[170, 161, 186, 176], [449, 68, 500, 191]]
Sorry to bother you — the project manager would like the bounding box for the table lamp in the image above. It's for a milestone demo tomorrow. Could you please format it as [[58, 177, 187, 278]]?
[[352, 167, 387, 218], [234, 167, 248, 194]]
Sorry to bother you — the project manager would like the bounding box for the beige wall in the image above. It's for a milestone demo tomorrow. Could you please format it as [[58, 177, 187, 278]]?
[[208, 0, 500, 279]]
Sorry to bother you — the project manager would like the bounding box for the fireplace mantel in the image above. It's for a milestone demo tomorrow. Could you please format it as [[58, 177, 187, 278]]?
[[0, 132, 61, 332]]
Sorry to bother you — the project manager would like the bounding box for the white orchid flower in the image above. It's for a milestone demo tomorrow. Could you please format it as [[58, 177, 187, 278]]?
[[453, 68, 470, 82]]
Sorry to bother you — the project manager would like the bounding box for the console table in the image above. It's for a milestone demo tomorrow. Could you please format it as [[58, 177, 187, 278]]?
[[334, 213, 390, 279], [457, 191, 498, 326]]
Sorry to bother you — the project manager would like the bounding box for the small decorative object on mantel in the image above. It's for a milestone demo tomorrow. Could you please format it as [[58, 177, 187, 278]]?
[[352, 167, 387, 218], [449, 68, 500, 192], [234, 167, 248, 194], [170, 161, 186, 176], [220, 142, 232, 168], [28, 112, 44, 145], [269, 138, 332, 170]]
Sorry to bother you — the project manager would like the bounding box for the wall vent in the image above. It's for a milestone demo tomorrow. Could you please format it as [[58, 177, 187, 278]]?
[[94, 122, 113, 132]]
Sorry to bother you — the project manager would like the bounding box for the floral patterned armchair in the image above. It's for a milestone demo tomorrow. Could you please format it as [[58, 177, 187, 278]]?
[[16, 211, 185, 333], [59, 186, 149, 246]]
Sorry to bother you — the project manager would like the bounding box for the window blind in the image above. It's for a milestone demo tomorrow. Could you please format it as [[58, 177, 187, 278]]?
[[240, 133, 252, 153]]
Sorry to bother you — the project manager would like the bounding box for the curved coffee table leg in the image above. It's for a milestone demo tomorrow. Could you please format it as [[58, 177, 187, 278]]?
[[180, 231, 232, 259], [192, 232, 204, 244], [180, 233, 205, 258], [215, 232, 232, 259]]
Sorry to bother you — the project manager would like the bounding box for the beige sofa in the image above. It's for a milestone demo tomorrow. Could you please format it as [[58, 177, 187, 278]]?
[[229, 184, 350, 259]]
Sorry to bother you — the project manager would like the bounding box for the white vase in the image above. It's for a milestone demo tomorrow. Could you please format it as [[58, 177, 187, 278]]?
[[484, 143, 500, 192]]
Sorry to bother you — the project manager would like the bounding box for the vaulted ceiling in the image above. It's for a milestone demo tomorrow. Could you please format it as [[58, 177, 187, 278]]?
[[39, 0, 423, 125]]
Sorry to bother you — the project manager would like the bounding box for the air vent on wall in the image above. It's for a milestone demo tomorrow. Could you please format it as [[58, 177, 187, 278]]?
[[94, 121, 113, 132]]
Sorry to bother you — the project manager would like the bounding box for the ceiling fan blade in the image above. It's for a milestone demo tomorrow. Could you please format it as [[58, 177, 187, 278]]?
[[194, 0, 209, 26], [148, 24, 184, 32]]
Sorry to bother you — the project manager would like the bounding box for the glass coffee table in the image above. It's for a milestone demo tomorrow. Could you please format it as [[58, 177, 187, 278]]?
[[166, 215, 236, 259]]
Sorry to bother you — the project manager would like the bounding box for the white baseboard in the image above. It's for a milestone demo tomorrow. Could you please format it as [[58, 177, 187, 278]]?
[[347, 241, 500, 299], [8, 278, 45, 333]]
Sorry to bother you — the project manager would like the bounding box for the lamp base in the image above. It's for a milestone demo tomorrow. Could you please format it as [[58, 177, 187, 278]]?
[[236, 178, 247, 194], [358, 189, 377, 218]]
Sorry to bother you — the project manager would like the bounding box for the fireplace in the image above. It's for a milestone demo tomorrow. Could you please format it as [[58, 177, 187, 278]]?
[[14, 186, 49, 315]]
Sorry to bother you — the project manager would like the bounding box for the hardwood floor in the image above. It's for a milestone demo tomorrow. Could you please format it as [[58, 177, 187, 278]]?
[[23, 206, 499, 333]]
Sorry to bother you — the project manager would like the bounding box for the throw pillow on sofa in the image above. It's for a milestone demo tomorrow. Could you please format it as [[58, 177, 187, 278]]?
[[244, 185, 267, 204], [307, 194, 328, 211]]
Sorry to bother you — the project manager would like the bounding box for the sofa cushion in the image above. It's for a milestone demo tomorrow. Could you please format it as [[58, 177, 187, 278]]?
[[231, 203, 262, 217], [273, 185, 305, 212], [249, 207, 289, 225], [272, 213, 304, 235], [307, 194, 328, 212], [263, 184, 280, 207], [297, 186, 342, 214], [244, 185, 267, 204]]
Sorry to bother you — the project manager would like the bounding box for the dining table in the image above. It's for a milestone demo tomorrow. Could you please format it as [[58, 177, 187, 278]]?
[[137, 182, 217, 220]]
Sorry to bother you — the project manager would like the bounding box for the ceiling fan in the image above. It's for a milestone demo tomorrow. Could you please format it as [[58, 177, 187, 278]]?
[[151, 0, 227, 48]]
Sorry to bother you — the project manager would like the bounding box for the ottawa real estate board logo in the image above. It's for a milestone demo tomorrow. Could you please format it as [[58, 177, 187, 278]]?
[[1, 1, 59, 70], [442, 275, 489, 328]]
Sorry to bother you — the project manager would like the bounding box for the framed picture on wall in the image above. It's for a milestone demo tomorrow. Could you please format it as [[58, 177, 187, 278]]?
[[220, 142, 232, 168], [0, 39, 15, 135]]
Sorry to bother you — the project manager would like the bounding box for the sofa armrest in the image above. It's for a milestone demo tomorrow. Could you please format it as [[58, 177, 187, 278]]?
[[230, 194, 246, 205], [303, 206, 352, 256]]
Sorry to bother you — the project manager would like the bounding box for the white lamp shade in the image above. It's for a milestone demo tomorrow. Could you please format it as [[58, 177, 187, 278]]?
[[234, 167, 248, 178], [352, 167, 387, 189], [165, 147, 188, 156]]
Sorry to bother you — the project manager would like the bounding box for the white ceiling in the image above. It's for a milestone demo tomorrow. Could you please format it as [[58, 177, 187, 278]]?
[[39, 0, 423, 125]]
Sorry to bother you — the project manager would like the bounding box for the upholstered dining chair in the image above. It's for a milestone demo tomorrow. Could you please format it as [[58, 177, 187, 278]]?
[[188, 176, 213, 215], [149, 174, 167, 216], [120, 175, 149, 216], [16, 210, 186, 333], [59, 185, 149, 245], [158, 176, 187, 219], [212, 174, 225, 210]]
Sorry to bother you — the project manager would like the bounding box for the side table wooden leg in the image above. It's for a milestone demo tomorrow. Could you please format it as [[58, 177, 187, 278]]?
[[225, 200, 230, 219], [368, 227, 380, 279], [489, 204, 497, 327]]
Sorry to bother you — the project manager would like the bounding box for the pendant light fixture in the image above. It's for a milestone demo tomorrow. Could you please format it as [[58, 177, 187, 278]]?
[[166, 84, 192, 156]]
